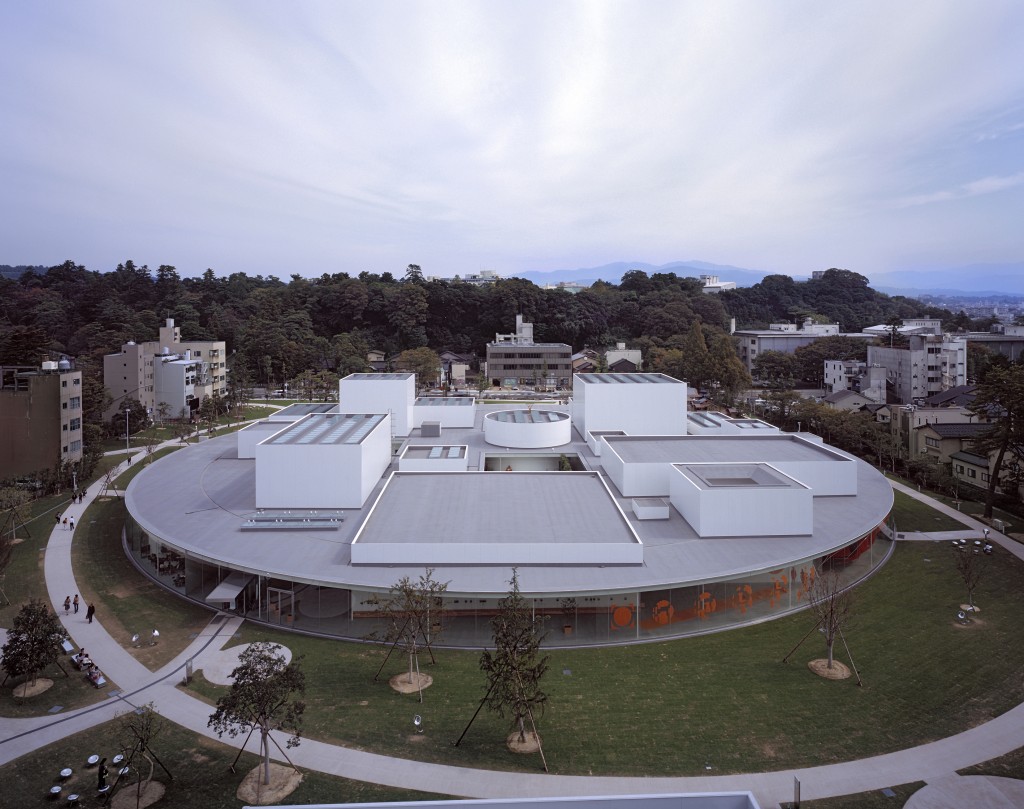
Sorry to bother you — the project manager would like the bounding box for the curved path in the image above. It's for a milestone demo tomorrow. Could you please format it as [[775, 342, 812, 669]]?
[[2, 450, 1023, 808]]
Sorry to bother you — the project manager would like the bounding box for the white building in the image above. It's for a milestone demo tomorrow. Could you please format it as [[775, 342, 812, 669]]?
[[699, 274, 737, 293], [123, 371, 893, 649]]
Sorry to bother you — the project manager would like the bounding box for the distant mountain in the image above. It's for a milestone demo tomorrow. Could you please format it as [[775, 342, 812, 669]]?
[[513, 260, 777, 288], [867, 263, 1024, 296]]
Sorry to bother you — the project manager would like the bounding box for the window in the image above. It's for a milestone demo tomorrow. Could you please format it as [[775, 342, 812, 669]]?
[[967, 469, 977, 478], [956, 465, 964, 474], [62, 380, 67, 388], [73, 378, 80, 386], [62, 402, 68, 410], [70, 440, 82, 452], [925, 437, 939, 448], [70, 396, 81, 409], [981, 473, 990, 482], [70, 417, 81, 431]]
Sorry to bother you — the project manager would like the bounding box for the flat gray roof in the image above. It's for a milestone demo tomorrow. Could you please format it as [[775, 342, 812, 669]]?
[[357, 472, 636, 546], [487, 409, 568, 423], [605, 434, 844, 464], [575, 373, 680, 384], [263, 413, 386, 446], [125, 405, 893, 596]]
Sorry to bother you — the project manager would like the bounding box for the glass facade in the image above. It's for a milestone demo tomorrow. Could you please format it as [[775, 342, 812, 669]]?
[[125, 513, 892, 648]]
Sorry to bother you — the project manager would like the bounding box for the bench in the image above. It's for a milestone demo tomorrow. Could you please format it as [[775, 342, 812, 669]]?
[[61, 639, 75, 655], [85, 673, 107, 689]]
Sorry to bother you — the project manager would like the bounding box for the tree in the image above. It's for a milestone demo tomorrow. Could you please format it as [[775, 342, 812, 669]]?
[[970, 363, 1024, 519], [1, 598, 69, 687], [113, 397, 151, 437], [369, 569, 449, 700], [952, 542, 986, 611], [208, 642, 305, 787], [393, 347, 440, 387], [807, 568, 854, 673], [792, 336, 869, 386], [478, 570, 549, 764], [117, 702, 172, 808], [753, 350, 798, 389]]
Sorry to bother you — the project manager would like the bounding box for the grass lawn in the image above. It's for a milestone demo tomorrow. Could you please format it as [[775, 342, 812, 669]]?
[[0, 456, 121, 629], [0, 718, 447, 809], [184, 541, 1024, 777], [960, 745, 1024, 779], [70, 498, 213, 672], [890, 489, 971, 532]]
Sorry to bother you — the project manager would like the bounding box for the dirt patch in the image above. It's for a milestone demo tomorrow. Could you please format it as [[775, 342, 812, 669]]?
[[110, 780, 165, 809], [13, 678, 53, 698], [954, 616, 986, 628], [507, 730, 541, 753], [389, 672, 433, 694], [236, 763, 303, 805], [808, 659, 851, 680]]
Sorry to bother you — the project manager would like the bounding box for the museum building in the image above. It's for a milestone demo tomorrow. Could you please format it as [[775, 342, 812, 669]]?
[[122, 373, 894, 647]]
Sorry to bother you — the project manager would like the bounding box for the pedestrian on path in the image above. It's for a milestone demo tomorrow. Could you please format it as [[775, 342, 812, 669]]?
[[86, 603, 95, 623], [55, 512, 61, 527], [63, 516, 68, 530], [73, 594, 80, 613], [63, 595, 71, 614], [69, 516, 75, 531]]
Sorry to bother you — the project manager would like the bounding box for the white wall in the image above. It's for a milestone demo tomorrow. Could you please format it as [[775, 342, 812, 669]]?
[[669, 465, 813, 537], [255, 414, 391, 508], [339, 374, 415, 436], [573, 374, 686, 437]]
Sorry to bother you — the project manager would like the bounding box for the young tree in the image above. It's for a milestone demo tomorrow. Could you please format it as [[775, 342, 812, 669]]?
[[208, 642, 305, 787], [807, 568, 854, 672], [479, 570, 549, 760], [117, 702, 172, 807], [369, 569, 449, 700], [952, 543, 986, 611], [1, 598, 69, 687]]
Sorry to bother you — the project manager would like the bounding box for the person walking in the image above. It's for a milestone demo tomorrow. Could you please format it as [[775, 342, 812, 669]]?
[[69, 516, 75, 531], [63, 595, 71, 614], [63, 516, 68, 530], [85, 603, 96, 623], [73, 594, 80, 613], [55, 512, 61, 527]]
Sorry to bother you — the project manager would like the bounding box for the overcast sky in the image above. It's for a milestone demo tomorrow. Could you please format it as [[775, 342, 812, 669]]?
[[2, 2, 1022, 281]]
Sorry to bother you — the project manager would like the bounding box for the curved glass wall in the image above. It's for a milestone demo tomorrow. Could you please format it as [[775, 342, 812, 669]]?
[[125, 513, 891, 648]]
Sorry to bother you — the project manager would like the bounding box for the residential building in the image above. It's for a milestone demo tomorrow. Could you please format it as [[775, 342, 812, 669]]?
[[485, 315, 572, 389], [867, 334, 967, 404], [734, 318, 874, 375], [822, 389, 876, 412], [605, 343, 642, 373], [103, 318, 227, 421], [542, 280, 588, 293], [963, 324, 1024, 363], [823, 360, 886, 403], [0, 360, 83, 480], [917, 422, 990, 464]]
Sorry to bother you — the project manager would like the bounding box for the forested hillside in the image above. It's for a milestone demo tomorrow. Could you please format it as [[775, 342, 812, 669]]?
[[0, 261, 959, 389]]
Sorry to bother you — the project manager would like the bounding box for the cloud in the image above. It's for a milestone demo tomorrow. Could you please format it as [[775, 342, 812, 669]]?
[[1, 2, 1023, 277], [893, 172, 1024, 208]]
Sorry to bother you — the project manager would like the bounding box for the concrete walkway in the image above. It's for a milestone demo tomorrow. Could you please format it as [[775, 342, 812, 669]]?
[[2, 459, 1023, 808]]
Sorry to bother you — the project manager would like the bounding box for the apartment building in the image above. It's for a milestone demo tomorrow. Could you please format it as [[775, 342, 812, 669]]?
[[485, 315, 571, 389], [103, 318, 226, 421], [0, 360, 83, 480]]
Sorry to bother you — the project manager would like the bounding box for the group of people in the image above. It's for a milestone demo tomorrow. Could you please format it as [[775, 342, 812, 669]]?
[[55, 512, 76, 531], [62, 593, 95, 622], [73, 647, 105, 685]]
